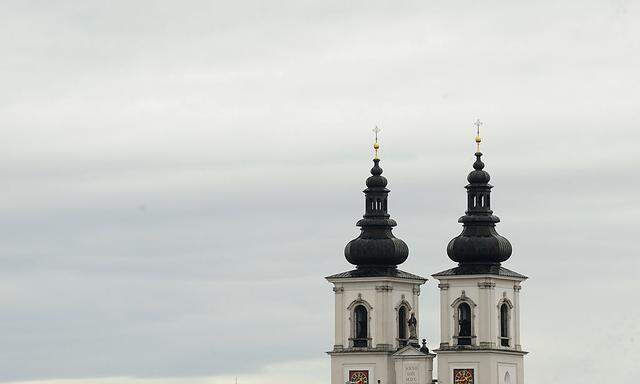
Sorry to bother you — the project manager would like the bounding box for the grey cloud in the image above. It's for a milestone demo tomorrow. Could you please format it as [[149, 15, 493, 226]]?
[[0, 0, 639, 383]]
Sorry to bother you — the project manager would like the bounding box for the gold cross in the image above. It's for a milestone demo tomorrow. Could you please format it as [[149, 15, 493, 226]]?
[[474, 119, 483, 152], [372, 126, 381, 159]]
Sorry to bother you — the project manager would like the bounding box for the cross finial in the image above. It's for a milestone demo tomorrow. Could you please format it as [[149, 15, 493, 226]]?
[[372, 126, 381, 159], [474, 119, 483, 152]]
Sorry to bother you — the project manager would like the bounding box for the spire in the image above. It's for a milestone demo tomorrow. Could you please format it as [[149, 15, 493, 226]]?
[[446, 122, 512, 266], [344, 129, 409, 270]]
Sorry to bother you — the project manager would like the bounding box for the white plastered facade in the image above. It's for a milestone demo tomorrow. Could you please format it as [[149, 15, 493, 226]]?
[[327, 275, 428, 384], [433, 274, 526, 384]]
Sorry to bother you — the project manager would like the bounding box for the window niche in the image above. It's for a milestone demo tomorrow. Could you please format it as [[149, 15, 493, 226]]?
[[347, 296, 372, 348], [395, 298, 412, 348], [498, 295, 514, 348], [354, 305, 368, 347], [451, 292, 477, 346]]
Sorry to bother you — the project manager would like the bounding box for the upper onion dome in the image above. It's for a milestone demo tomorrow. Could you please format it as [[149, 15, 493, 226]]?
[[467, 154, 490, 183], [366, 160, 388, 188]]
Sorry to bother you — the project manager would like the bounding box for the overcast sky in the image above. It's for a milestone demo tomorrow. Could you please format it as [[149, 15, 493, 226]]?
[[1, 0, 639, 383]]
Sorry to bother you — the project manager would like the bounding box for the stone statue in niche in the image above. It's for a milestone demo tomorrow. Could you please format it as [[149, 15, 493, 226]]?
[[408, 312, 417, 339]]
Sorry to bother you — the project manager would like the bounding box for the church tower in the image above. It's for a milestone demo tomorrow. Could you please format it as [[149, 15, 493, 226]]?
[[327, 132, 434, 384], [433, 124, 527, 384]]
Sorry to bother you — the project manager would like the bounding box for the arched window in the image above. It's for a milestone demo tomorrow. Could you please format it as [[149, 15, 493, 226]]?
[[398, 306, 407, 344], [457, 302, 472, 345], [504, 371, 512, 384], [354, 305, 368, 347], [500, 303, 510, 346]]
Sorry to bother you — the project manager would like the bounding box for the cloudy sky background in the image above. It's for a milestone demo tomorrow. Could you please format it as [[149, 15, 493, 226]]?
[[1, 0, 639, 383]]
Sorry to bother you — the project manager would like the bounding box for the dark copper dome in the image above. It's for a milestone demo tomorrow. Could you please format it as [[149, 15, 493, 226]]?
[[345, 158, 409, 269], [467, 155, 491, 184], [365, 161, 388, 188], [447, 152, 512, 265]]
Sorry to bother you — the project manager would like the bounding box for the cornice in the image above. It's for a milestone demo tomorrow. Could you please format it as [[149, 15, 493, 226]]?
[[432, 274, 526, 283], [326, 276, 427, 284], [434, 347, 528, 356]]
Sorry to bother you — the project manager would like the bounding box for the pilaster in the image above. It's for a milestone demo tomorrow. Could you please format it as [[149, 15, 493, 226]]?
[[438, 283, 450, 348], [333, 286, 344, 349], [412, 285, 421, 337], [477, 280, 495, 348], [513, 283, 522, 350], [375, 284, 393, 349]]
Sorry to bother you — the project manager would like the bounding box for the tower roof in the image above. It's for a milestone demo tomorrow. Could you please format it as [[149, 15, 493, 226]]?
[[343, 133, 409, 273], [446, 125, 513, 267], [432, 264, 526, 279]]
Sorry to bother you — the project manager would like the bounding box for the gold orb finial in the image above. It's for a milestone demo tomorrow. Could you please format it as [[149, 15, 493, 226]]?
[[372, 126, 381, 159], [473, 119, 483, 152]]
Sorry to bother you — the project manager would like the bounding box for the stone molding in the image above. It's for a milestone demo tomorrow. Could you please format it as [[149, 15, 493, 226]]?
[[394, 299, 413, 312], [479, 341, 496, 348], [327, 347, 397, 355], [497, 296, 514, 309], [375, 285, 394, 292], [451, 290, 477, 307], [333, 287, 344, 294], [433, 345, 529, 355], [477, 281, 496, 289], [437, 283, 450, 290]]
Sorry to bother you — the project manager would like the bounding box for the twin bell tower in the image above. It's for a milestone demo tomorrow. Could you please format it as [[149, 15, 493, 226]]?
[[326, 122, 527, 384]]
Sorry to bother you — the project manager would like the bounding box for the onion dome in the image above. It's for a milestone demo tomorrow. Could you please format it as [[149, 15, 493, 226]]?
[[447, 150, 512, 265], [344, 137, 409, 270]]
